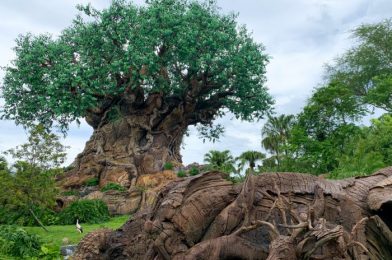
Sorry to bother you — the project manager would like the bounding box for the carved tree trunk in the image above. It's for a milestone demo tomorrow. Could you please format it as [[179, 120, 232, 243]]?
[[74, 167, 392, 260], [61, 92, 189, 189]]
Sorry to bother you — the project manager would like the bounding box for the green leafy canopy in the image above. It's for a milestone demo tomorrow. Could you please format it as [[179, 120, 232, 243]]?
[[1, 0, 273, 134]]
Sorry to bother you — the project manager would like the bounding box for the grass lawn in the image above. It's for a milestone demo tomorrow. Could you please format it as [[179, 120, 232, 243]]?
[[24, 215, 130, 248]]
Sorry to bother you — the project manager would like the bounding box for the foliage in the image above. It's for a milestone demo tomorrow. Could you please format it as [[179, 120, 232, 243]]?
[[3, 124, 68, 169], [0, 161, 58, 228], [236, 150, 265, 173], [261, 114, 295, 168], [2, 0, 273, 139], [163, 162, 174, 170], [177, 170, 187, 178], [0, 225, 42, 258], [58, 199, 110, 225], [204, 150, 236, 175], [61, 190, 79, 196], [326, 19, 392, 112], [101, 182, 126, 192], [188, 166, 200, 176], [0, 205, 58, 227], [84, 177, 99, 186]]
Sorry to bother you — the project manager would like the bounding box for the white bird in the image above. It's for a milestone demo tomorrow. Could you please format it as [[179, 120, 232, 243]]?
[[76, 219, 83, 233]]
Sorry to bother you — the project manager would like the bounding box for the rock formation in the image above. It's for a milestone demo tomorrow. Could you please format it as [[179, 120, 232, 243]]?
[[74, 167, 392, 259]]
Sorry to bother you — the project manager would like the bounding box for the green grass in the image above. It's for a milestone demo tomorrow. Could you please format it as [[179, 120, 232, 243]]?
[[24, 215, 130, 248]]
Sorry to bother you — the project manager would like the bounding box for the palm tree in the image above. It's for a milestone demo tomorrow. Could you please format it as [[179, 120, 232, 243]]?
[[236, 151, 266, 174], [261, 114, 295, 166], [204, 150, 235, 174]]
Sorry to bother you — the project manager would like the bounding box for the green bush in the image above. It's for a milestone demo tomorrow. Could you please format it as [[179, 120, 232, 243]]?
[[101, 183, 126, 192], [0, 225, 42, 258], [61, 190, 79, 196], [58, 199, 110, 224], [85, 177, 99, 186], [163, 162, 173, 170], [177, 170, 187, 178], [188, 166, 200, 176]]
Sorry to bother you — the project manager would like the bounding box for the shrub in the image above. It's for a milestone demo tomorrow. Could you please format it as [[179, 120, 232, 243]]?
[[177, 170, 186, 178], [188, 166, 200, 176], [85, 177, 99, 186], [163, 162, 173, 170], [0, 225, 42, 258], [58, 199, 110, 224], [61, 190, 79, 196], [101, 183, 126, 192]]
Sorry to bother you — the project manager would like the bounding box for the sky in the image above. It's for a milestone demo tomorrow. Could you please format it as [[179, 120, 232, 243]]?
[[0, 0, 391, 166]]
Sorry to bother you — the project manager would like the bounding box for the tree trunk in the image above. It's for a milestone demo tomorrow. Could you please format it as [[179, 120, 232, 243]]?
[[61, 107, 186, 189], [74, 167, 392, 260]]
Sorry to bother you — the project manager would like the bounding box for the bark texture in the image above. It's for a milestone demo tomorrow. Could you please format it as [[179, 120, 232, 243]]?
[[60, 92, 188, 189], [75, 167, 392, 260]]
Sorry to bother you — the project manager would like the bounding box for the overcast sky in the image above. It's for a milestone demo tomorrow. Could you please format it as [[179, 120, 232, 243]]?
[[0, 0, 391, 166]]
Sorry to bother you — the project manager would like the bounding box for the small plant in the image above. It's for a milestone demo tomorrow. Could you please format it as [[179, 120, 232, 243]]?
[[85, 177, 99, 186], [101, 183, 126, 192], [61, 190, 78, 196], [177, 170, 187, 178], [0, 225, 42, 258], [58, 199, 110, 224], [163, 162, 173, 170], [188, 166, 200, 176]]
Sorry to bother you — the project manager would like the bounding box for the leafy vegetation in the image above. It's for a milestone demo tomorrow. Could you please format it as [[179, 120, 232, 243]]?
[[84, 177, 99, 186], [188, 166, 200, 176], [204, 150, 236, 175], [1, 0, 273, 142], [177, 170, 187, 178], [58, 199, 110, 225], [61, 190, 79, 196], [0, 225, 43, 259], [0, 161, 58, 231], [163, 162, 174, 171], [101, 182, 126, 192], [3, 124, 68, 169]]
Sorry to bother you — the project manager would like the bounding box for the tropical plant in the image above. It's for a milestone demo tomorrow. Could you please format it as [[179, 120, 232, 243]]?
[[204, 150, 235, 174], [236, 150, 265, 174], [261, 114, 295, 167]]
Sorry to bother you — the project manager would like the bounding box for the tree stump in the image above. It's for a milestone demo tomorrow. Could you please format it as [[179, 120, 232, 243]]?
[[74, 167, 392, 259]]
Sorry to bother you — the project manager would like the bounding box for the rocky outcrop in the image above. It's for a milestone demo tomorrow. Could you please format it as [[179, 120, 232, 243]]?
[[58, 170, 178, 215], [74, 168, 392, 260]]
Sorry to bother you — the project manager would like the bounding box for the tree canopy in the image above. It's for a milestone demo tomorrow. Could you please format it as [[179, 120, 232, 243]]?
[[326, 19, 392, 113], [1, 0, 273, 135]]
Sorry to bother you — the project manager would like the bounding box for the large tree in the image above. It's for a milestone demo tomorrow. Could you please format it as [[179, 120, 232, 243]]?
[[326, 19, 392, 112], [1, 0, 273, 187]]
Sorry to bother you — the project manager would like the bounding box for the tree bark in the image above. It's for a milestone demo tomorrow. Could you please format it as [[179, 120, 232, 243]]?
[[61, 97, 187, 189], [74, 167, 392, 260]]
